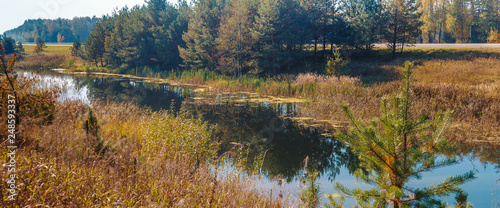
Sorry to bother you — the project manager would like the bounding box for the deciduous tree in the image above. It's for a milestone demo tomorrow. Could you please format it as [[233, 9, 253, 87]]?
[[217, 0, 258, 76]]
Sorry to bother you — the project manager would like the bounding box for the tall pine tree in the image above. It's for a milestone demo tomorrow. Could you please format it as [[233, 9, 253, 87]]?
[[84, 21, 106, 67], [252, 0, 282, 74], [341, 0, 383, 49], [179, 0, 226, 70]]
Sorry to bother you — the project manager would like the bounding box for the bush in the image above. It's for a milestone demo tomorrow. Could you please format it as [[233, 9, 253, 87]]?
[[0, 45, 58, 145], [142, 112, 218, 164], [34, 39, 46, 53], [487, 28, 500, 43]]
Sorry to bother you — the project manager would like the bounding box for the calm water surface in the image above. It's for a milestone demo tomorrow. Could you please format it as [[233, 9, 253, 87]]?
[[33, 72, 500, 207]]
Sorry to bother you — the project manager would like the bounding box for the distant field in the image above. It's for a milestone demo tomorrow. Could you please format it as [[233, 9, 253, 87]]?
[[22, 42, 73, 46], [23, 45, 72, 56]]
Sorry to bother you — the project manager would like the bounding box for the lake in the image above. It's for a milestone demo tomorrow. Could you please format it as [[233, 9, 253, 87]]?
[[32, 71, 500, 207]]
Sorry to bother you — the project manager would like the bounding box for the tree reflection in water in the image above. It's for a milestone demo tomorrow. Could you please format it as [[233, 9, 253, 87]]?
[[185, 102, 360, 182], [75, 75, 499, 186]]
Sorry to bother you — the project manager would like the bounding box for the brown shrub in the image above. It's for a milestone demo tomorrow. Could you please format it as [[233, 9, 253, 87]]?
[[15, 54, 66, 70]]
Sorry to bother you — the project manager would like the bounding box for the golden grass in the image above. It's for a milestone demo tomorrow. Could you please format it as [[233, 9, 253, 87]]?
[[23, 45, 72, 56], [16, 45, 87, 70], [300, 50, 500, 146], [0, 99, 288, 207], [414, 58, 500, 94]]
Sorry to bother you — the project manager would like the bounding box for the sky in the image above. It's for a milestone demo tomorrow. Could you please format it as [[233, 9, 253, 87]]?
[[1, 0, 181, 34]]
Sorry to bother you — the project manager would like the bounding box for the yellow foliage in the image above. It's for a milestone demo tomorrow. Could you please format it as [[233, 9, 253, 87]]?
[[142, 112, 218, 163], [487, 29, 500, 43]]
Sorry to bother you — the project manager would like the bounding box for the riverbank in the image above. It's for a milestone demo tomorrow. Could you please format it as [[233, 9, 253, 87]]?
[[17, 46, 500, 147], [0, 96, 290, 206]]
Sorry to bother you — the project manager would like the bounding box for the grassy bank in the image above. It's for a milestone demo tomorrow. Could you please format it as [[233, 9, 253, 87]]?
[[17, 46, 500, 146], [0, 98, 288, 206]]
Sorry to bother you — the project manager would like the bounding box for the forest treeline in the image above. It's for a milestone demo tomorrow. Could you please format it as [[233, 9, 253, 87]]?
[[3, 17, 99, 43], [2, 0, 499, 75], [79, 0, 499, 75]]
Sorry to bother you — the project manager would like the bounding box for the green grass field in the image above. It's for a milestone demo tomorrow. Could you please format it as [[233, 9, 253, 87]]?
[[23, 45, 72, 55]]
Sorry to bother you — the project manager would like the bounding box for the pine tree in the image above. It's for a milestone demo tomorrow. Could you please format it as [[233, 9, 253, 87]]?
[[322, 0, 338, 53], [84, 21, 106, 67], [341, 0, 383, 49], [383, 0, 423, 54], [252, 0, 282, 74], [173, 0, 191, 50], [299, 0, 324, 54], [70, 39, 81, 56], [333, 62, 475, 208], [15, 42, 25, 53], [104, 8, 128, 68], [151, 0, 188, 70], [1, 37, 16, 54], [179, 0, 226, 70], [142, 0, 180, 69], [278, 0, 308, 72]]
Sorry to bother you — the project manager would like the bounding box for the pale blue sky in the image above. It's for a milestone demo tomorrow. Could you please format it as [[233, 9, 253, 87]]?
[[1, 0, 182, 34]]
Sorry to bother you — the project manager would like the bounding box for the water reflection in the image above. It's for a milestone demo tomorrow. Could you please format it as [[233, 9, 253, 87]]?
[[74, 76, 187, 111], [185, 102, 360, 182]]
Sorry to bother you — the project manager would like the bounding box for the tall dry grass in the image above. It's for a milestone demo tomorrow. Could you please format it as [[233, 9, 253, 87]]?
[[0, 100, 288, 207], [15, 54, 67, 70], [300, 54, 500, 146]]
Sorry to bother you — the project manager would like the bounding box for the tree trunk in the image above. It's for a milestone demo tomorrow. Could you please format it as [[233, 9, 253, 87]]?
[[401, 28, 406, 54], [314, 39, 318, 56], [438, 25, 442, 43], [323, 16, 327, 54], [330, 42, 334, 54], [323, 37, 326, 54], [392, 25, 398, 55]]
